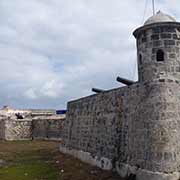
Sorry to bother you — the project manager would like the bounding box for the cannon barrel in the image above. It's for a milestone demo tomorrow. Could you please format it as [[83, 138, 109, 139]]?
[[116, 76, 135, 86], [92, 88, 105, 93]]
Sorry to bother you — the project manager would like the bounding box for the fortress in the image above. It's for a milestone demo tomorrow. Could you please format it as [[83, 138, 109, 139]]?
[[60, 11, 180, 180], [0, 10, 180, 180]]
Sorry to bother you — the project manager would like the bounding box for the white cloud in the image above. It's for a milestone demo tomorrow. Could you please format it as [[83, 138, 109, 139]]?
[[24, 89, 37, 100], [0, 0, 179, 109]]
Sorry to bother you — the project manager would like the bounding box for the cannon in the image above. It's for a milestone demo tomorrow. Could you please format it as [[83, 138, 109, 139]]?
[[92, 88, 105, 93], [15, 113, 24, 119], [116, 76, 135, 86]]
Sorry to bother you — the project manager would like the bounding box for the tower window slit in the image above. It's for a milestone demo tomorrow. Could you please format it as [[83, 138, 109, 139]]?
[[139, 54, 142, 65], [157, 49, 164, 62]]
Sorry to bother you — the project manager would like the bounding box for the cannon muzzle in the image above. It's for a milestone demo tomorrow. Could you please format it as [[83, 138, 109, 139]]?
[[92, 88, 105, 93], [116, 76, 135, 86]]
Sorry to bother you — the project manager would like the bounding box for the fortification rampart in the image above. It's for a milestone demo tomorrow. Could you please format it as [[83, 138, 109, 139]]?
[[32, 116, 65, 141], [60, 79, 180, 179], [0, 113, 65, 141]]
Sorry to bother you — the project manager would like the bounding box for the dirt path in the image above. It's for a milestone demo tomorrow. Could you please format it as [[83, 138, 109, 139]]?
[[0, 141, 122, 180]]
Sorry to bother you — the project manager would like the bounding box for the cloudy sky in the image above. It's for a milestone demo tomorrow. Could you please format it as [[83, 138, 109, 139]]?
[[0, 0, 179, 109]]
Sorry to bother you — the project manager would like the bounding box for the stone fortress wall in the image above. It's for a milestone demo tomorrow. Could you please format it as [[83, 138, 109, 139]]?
[[0, 106, 65, 141], [61, 80, 180, 179], [32, 116, 65, 141], [60, 12, 180, 180]]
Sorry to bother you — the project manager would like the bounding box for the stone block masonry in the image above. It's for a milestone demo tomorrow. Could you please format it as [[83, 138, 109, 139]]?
[[4, 118, 32, 141], [0, 114, 65, 141], [32, 116, 65, 141], [60, 80, 180, 179], [134, 22, 180, 83]]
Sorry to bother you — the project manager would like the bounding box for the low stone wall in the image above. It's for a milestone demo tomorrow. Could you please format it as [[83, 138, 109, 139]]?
[[4, 118, 32, 141], [0, 115, 65, 141], [32, 116, 65, 141]]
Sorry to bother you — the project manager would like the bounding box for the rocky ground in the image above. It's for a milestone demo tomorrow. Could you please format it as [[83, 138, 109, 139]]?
[[0, 141, 123, 180]]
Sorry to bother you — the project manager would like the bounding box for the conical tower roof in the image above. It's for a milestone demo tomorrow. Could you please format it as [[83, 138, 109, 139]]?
[[144, 11, 176, 25]]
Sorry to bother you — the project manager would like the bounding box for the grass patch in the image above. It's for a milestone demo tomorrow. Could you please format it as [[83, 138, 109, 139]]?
[[0, 162, 58, 180], [0, 141, 122, 180], [0, 141, 59, 180]]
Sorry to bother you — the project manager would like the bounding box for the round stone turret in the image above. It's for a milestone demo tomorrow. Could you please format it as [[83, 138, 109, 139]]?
[[133, 11, 180, 83]]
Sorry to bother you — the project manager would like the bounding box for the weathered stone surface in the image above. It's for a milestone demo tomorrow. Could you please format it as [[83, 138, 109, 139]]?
[[59, 146, 112, 170], [134, 22, 180, 83], [0, 115, 65, 141], [62, 81, 180, 174], [32, 116, 64, 141], [136, 169, 180, 180], [4, 118, 32, 141]]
